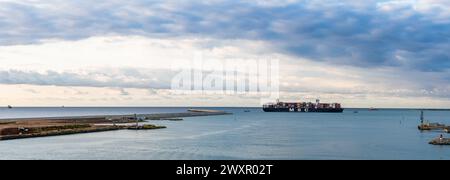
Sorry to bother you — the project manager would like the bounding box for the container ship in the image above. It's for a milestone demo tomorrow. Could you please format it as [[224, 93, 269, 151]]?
[[263, 99, 344, 113]]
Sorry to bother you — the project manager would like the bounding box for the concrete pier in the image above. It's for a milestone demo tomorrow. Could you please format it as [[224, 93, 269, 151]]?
[[418, 123, 446, 131], [429, 138, 450, 145]]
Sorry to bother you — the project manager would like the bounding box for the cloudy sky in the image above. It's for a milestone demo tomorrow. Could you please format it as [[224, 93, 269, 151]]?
[[0, 0, 449, 107]]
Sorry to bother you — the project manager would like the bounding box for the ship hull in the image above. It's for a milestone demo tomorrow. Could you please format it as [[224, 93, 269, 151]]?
[[263, 107, 344, 113]]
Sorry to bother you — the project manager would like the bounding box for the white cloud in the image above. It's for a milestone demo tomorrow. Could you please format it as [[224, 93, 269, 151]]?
[[0, 35, 449, 107], [0, 0, 448, 107]]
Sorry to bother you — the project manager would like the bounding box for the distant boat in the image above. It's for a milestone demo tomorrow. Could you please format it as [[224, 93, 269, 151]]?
[[368, 107, 379, 111], [353, 111, 359, 113], [244, 110, 251, 112], [7, 105, 12, 109]]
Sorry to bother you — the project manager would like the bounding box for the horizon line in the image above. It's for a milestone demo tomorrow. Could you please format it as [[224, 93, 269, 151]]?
[[2, 106, 450, 110]]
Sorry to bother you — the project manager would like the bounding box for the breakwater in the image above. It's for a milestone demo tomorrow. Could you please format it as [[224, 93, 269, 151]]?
[[0, 109, 231, 141]]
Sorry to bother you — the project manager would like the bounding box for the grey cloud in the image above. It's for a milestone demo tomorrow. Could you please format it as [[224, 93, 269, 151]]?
[[0, 68, 175, 89], [0, 0, 449, 104], [2, 67, 449, 100], [0, 0, 448, 71]]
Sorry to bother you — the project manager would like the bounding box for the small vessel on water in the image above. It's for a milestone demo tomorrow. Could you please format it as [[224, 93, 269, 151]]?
[[7, 105, 12, 109], [263, 99, 343, 113], [368, 107, 379, 111]]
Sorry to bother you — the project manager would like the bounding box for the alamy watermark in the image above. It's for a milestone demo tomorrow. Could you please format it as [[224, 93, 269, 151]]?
[[171, 52, 280, 104]]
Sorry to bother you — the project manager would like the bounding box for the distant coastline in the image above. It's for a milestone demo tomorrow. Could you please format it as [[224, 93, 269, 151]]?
[[0, 109, 231, 141]]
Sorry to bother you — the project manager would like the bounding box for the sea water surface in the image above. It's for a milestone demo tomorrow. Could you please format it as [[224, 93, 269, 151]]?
[[0, 107, 449, 160]]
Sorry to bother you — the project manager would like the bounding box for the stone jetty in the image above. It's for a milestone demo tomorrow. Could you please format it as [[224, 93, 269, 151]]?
[[0, 109, 231, 141]]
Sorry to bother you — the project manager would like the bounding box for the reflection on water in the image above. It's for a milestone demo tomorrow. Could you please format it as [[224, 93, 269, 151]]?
[[0, 107, 449, 160]]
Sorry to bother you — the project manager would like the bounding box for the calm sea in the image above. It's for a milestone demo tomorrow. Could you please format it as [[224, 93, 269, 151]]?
[[0, 107, 449, 160]]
